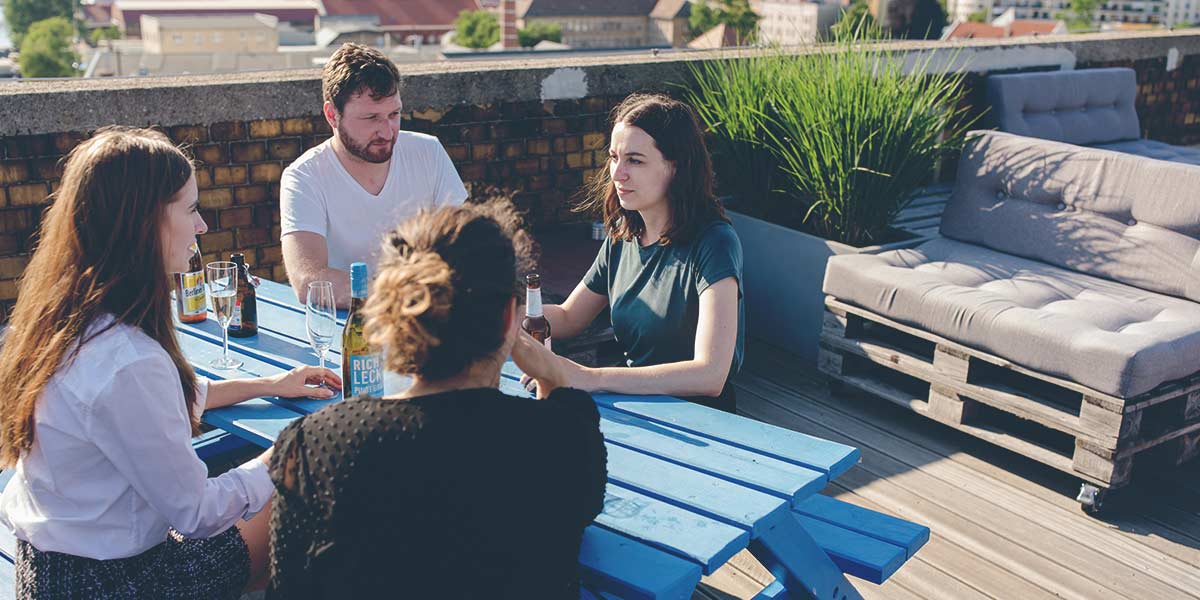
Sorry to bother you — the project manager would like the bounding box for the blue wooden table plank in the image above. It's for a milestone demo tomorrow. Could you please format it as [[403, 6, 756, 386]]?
[[597, 483, 746, 576], [580, 526, 701, 600], [605, 443, 789, 538], [594, 393, 860, 480], [201, 399, 300, 448], [795, 513, 906, 585], [796, 494, 930, 561], [599, 406, 826, 508]]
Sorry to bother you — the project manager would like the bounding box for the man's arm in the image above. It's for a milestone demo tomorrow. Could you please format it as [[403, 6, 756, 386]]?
[[282, 231, 351, 307]]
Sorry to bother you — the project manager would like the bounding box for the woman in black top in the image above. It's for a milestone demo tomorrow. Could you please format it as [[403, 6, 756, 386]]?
[[266, 201, 607, 599], [532, 94, 744, 412]]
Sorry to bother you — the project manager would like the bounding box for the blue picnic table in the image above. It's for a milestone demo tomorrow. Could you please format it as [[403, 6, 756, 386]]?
[[0, 279, 929, 600]]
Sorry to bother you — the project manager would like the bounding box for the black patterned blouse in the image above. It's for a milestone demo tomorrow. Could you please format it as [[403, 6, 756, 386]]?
[[265, 387, 607, 600]]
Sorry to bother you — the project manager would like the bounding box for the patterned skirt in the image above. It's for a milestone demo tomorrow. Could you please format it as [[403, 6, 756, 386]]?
[[15, 526, 250, 600]]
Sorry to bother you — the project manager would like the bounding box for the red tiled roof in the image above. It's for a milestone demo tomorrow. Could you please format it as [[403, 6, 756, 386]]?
[[945, 19, 1060, 39], [1009, 21, 1060, 36], [944, 21, 1005, 39], [321, 0, 483, 27]]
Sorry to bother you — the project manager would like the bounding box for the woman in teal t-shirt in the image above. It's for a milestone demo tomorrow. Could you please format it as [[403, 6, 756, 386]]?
[[522, 93, 744, 412]]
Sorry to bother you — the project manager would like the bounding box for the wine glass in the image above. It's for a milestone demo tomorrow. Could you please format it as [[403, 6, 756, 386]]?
[[305, 281, 337, 390], [206, 261, 243, 370]]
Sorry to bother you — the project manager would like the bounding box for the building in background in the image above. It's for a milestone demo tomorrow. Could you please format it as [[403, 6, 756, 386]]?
[[943, 9, 1067, 38], [321, 0, 482, 46], [141, 13, 279, 54], [112, 0, 321, 37], [1165, 0, 1200, 25], [755, 0, 842, 45], [976, 0, 1164, 24], [518, 0, 691, 49]]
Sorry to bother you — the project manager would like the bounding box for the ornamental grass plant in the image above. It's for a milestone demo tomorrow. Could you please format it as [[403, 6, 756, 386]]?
[[685, 29, 975, 247]]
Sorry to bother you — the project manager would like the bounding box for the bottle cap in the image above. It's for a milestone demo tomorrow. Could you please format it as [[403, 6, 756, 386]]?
[[526, 273, 540, 288], [351, 262, 368, 298], [230, 253, 245, 266]]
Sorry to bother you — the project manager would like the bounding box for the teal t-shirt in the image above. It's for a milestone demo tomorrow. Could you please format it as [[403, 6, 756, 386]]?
[[584, 221, 744, 378]]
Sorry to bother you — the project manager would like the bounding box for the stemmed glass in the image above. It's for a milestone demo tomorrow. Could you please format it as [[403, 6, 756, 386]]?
[[206, 261, 243, 370], [305, 281, 337, 390]]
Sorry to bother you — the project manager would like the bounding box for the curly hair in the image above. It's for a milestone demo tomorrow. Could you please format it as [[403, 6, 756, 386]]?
[[364, 200, 535, 381]]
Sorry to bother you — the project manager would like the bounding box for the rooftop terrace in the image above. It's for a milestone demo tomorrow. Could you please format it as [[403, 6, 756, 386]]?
[[0, 30, 1198, 598]]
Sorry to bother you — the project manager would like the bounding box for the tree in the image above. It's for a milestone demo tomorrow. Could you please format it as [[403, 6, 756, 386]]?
[[830, 1, 880, 41], [689, 0, 760, 42], [90, 26, 121, 46], [453, 10, 499, 49], [1056, 0, 1100, 31], [887, 0, 947, 39], [18, 17, 79, 78], [3, 0, 75, 48], [967, 8, 990, 22], [518, 22, 561, 48]]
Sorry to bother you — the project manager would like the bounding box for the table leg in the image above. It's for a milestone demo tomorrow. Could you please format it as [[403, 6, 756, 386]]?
[[749, 514, 864, 600]]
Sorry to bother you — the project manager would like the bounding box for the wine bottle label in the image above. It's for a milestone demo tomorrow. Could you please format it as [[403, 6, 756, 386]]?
[[348, 352, 385, 397], [230, 302, 242, 329], [180, 272, 205, 316]]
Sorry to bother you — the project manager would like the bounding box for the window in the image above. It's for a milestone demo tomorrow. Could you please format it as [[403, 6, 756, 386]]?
[[256, 32, 266, 42], [213, 32, 223, 43], [172, 33, 183, 45], [194, 33, 203, 45]]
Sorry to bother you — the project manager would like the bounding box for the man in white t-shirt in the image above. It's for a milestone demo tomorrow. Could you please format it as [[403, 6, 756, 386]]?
[[281, 43, 467, 306]]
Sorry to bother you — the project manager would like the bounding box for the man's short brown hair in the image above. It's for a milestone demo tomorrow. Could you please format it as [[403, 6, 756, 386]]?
[[322, 43, 402, 113]]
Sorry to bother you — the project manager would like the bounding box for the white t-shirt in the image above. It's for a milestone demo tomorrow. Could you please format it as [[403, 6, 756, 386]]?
[[0, 316, 273, 560], [280, 132, 468, 272]]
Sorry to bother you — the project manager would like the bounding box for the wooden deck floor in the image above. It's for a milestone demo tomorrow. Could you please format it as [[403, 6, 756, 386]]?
[[696, 342, 1200, 600]]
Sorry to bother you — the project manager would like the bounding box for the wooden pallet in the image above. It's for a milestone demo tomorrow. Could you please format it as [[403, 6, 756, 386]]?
[[818, 297, 1200, 490]]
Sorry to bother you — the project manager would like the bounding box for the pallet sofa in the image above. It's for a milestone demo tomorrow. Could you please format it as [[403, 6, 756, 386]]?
[[819, 130, 1200, 513], [987, 67, 1200, 165]]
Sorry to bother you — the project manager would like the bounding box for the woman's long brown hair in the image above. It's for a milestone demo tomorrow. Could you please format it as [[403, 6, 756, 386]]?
[[581, 93, 728, 245], [0, 127, 199, 467]]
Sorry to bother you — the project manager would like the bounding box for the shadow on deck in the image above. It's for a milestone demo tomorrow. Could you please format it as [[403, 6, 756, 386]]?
[[697, 341, 1200, 600]]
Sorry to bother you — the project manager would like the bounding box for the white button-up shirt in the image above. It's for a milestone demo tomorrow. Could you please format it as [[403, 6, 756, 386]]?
[[0, 316, 273, 560]]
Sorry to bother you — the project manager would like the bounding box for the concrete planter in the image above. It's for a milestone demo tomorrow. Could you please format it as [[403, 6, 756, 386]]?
[[729, 210, 930, 365]]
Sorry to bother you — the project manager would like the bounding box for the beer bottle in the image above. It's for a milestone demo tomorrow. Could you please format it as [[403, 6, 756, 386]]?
[[174, 243, 207, 324], [227, 253, 258, 338], [522, 273, 552, 350], [342, 263, 384, 397]]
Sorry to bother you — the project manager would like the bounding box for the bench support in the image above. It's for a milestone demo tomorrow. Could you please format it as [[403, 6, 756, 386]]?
[[751, 514, 864, 600]]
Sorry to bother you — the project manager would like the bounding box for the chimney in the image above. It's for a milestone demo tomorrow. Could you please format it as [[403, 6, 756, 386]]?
[[501, 0, 519, 49]]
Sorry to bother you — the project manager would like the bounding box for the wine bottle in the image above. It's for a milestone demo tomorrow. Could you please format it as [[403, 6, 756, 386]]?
[[522, 273, 552, 350], [227, 253, 258, 338], [174, 244, 207, 324], [342, 262, 384, 398]]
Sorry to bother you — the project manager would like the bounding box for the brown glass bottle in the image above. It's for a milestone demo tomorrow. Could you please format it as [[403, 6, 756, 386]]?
[[522, 273, 552, 350], [174, 244, 207, 324], [227, 253, 258, 338]]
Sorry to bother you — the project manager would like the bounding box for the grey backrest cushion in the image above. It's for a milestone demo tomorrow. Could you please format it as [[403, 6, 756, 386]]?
[[987, 68, 1141, 146], [941, 130, 1200, 303]]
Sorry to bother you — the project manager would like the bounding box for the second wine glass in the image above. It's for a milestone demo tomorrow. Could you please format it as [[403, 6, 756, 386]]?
[[305, 281, 337, 390]]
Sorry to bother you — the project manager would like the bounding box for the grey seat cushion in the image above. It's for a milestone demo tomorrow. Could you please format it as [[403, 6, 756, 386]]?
[[987, 68, 1141, 146], [942, 131, 1200, 304], [1094, 138, 1200, 166], [823, 237, 1200, 398]]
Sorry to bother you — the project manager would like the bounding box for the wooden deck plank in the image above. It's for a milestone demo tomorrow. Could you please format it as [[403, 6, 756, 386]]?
[[736, 376, 1177, 600], [735, 346, 1200, 600], [751, 347, 1200, 570]]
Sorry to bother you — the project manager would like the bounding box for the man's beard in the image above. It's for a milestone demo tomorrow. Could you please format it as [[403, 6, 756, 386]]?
[[338, 128, 394, 164]]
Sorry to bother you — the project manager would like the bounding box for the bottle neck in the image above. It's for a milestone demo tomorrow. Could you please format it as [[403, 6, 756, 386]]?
[[525, 287, 543, 317]]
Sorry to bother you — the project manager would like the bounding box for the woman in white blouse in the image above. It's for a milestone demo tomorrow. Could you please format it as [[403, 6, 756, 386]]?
[[0, 128, 340, 599]]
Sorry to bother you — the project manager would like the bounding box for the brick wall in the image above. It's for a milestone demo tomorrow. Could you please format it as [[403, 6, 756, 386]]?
[[0, 97, 628, 318], [1, 33, 1199, 319]]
